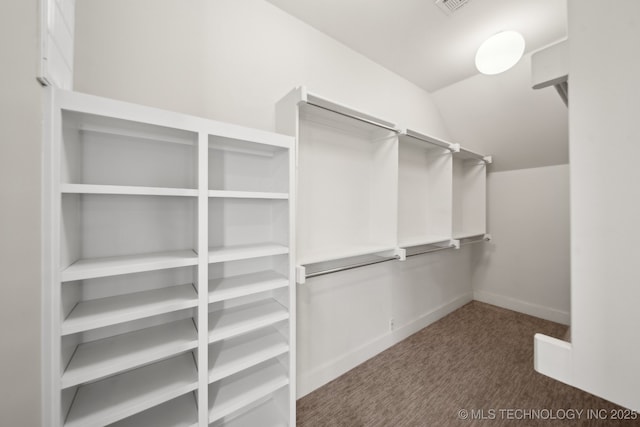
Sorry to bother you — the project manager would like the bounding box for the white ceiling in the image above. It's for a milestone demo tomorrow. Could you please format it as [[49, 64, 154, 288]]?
[[265, 0, 567, 92]]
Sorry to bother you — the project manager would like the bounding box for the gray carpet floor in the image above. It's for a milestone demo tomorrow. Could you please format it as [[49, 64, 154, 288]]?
[[297, 301, 639, 426]]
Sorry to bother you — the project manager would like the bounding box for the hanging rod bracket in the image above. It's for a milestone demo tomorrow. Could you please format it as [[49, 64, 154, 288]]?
[[296, 265, 307, 285]]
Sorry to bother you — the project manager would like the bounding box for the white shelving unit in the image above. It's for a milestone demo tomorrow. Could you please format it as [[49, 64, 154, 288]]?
[[43, 89, 295, 427], [276, 87, 490, 281], [453, 148, 491, 239], [276, 87, 399, 268], [398, 129, 455, 248]]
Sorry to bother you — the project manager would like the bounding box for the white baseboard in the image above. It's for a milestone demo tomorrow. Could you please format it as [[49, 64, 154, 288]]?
[[473, 290, 570, 325], [296, 292, 473, 398]]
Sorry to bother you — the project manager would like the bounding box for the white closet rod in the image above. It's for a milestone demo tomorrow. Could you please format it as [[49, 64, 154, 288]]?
[[305, 255, 400, 279], [305, 101, 399, 133]]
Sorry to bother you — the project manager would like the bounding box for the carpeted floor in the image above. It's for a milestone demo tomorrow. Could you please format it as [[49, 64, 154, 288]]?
[[297, 301, 639, 426]]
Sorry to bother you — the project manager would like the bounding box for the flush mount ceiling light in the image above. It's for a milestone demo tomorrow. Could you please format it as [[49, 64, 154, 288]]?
[[475, 31, 525, 75]]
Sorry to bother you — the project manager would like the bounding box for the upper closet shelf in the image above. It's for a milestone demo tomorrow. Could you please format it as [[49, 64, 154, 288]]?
[[62, 250, 199, 282], [61, 184, 199, 197], [454, 148, 492, 163], [399, 236, 453, 249], [282, 86, 400, 132], [399, 129, 458, 151], [57, 89, 292, 150]]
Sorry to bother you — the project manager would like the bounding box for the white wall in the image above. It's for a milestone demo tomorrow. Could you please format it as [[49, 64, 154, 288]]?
[[472, 165, 570, 324], [74, 0, 472, 397], [432, 43, 571, 325], [432, 52, 568, 173], [0, 0, 42, 425], [566, 0, 640, 410]]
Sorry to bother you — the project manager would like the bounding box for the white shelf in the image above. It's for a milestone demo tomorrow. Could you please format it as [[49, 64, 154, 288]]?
[[305, 91, 398, 131], [209, 135, 290, 153], [61, 184, 198, 197], [214, 399, 287, 427], [399, 236, 452, 248], [208, 299, 289, 344], [209, 271, 289, 303], [454, 147, 489, 162], [299, 244, 396, 266], [454, 231, 486, 240], [400, 129, 455, 151], [208, 359, 289, 424], [65, 353, 198, 427], [78, 122, 196, 147], [62, 250, 199, 282], [62, 319, 198, 388], [209, 327, 289, 383], [208, 190, 288, 200], [62, 284, 198, 336], [109, 393, 198, 427], [208, 244, 289, 264]]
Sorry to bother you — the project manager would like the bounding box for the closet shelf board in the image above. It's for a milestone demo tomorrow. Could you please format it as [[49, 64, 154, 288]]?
[[213, 399, 287, 427], [64, 353, 198, 427], [208, 299, 289, 344], [399, 236, 453, 248], [62, 284, 198, 336], [453, 231, 486, 240], [77, 122, 196, 147], [61, 250, 199, 282], [109, 392, 198, 427], [208, 359, 289, 424], [62, 318, 198, 388], [61, 184, 198, 197], [208, 271, 289, 303], [208, 244, 289, 263], [208, 327, 289, 384], [299, 244, 397, 266], [208, 190, 288, 200]]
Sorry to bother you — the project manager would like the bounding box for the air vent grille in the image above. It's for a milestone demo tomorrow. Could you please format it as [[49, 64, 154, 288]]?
[[435, 0, 470, 15]]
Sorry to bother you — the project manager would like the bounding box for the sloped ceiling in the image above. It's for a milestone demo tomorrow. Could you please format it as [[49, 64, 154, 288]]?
[[266, 0, 568, 171]]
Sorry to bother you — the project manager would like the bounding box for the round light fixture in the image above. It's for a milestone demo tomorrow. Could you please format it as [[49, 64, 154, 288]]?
[[475, 31, 525, 75]]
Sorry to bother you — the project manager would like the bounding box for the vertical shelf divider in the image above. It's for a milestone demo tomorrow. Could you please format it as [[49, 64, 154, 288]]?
[[197, 131, 209, 426]]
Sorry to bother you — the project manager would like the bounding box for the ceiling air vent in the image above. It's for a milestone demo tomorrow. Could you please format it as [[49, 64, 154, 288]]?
[[435, 0, 470, 15]]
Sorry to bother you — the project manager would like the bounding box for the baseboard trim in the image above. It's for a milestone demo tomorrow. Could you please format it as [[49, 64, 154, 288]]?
[[296, 292, 473, 398], [473, 290, 570, 325]]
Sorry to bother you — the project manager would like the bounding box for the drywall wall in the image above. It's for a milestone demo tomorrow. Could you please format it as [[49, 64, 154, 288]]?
[[74, 0, 470, 397], [565, 0, 640, 410], [432, 52, 568, 172], [472, 165, 570, 324], [0, 0, 42, 425]]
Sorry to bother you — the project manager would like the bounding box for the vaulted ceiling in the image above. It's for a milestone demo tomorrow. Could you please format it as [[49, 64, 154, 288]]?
[[266, 0, 569, 171]]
